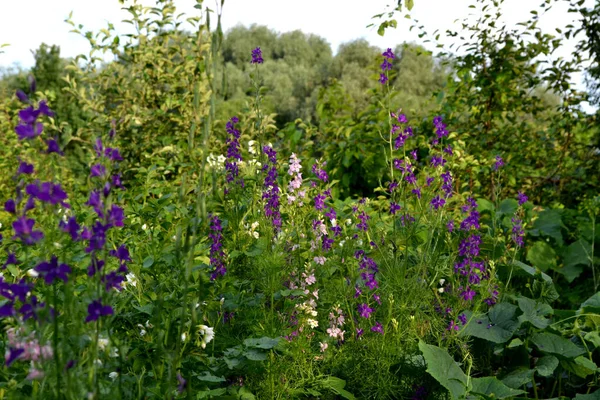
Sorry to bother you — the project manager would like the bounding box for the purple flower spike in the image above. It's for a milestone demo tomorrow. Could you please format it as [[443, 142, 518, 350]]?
[[85, 299, 114, 323], [251, 47, 263, 64], [517, 191, 528, 206], [493, 155, 504, 171], [358, 303, 374, 319], [90, 164, 106, 178]]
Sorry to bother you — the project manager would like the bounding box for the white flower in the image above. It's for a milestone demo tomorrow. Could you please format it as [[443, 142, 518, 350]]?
[[319, 342, 328, 352], [217, 155, 226, 164], [53, 242, 62, 249], [345, 219, 352, 226], [142, 224, 147, 230], [248, 140, 257, 155], [181, 332, 187, 342], [252, 231, 259, 239], [439, 278, 445, 286], [138, 324, 147, 336], [27, 269, 39, 278], [438, 287, 445, 293], [198, 325, 215, 349], [123, 273, 137, 288], [98, 338, 109, 350], [251, 221, 259, 230], [109, 372, 119, 380], [306, 319, 319, 329], [145, 320, 153, 329]]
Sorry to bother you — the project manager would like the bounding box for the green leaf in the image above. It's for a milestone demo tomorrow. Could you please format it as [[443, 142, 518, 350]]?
[[142, 256, 154, 268], [405, 0, 414, 11], [320, 376, 356, 400], [501, 368, 534, 389], [531, 332, 585, 358], [517, 297, 553, 329], [536, 355, 558, 377], [471, 376, 526, 398], [507, 338, 524, 348], [579, 292, 600, 314], [418, 341, 468, 399], [511, 261, 552, 283], [526, 241, 556, 271], [243, 348, 267, 361], [477, 198, 495, 214], [460, 302, 520, 343], [531, 209, 563, 245], [498, 199, 518, 215], [243, 337, 280, 349], [196, 372, 225, 382], [584, 331, 600, 348], [575, 389, 600, 399], [561, 356, 598, 378], [558, 239, 592, 282]]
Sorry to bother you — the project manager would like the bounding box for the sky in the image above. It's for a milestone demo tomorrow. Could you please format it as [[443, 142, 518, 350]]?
[[0, 0, 595, 109]]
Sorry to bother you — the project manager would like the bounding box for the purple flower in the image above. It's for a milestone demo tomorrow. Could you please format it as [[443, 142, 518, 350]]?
[[109, 245, 131, 265], [447, 219, 455, 233], [382, 48, 395, 59], [111, 174, 124, 190], [86, 190, 104, 218], [517, 191, 528, 206], [356, 211, 370, 231], [511, 217, 524, 247], [108, 204, 124, 227], [59, 216, 80, 241], [493, 155, 504, 171], [90, 164, 106, 178], [26, 181, 68, 206], [209, 214, 226, 280], [448, 320, 459, 331], [177, 373, 187, 393], [251, 47, 263, 64], [314, 193, 326, 211], [85, 299, 114, 323], [34, 256, 71, 285], [12, 216, 44, 245], [5, 348, 24, 367], [225, 116, 243, 186], [17, 161, 34, 175], [102, 271, 125, 291], [458, 234, 481, 258], [381, 59, 393, 71], [430, 195, 446, 210], [3, 252, 19, 269], [87, 259, 105, 277], [389, 202, 401, 215], [38, 100, 54, 117], [0, 303, 15, 317], [16, 90, 29, 103], [4, 199, 16, 214], [371, 322, 384, 334], [105, 148, 123, 162], [458, 313, 467, 325], [379, 73, 388, 85], [460, 287, 476, 301], [46, 139, 63, 155], [358, 303, 374, 318], [430, 155, 446, 167], [311, 161, 329, 182]]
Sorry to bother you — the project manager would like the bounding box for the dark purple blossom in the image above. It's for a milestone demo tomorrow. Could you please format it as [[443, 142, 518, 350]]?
[[17, 161, 34, 175], [90, 164, 106, 178], [46, 139, 63, 155], [16, 90, 29, 103], [358, 303, 373, 318], [389, 202, 401, 215], [85, 299, 113, 323], [208, 214, 226, 280], [371, 322, 384, 334], [517, 191, 528, 206], [12, 216, 44, 245], [251, 47, 263, 64], [108, 204, 124, 227], [5, 348, 24, 367], [4, 199, 16, 214], [493, 155, 504, 171], [458, 313, 467, 325], [430, 195, 446, 210], [34, 256, 71, 285], [511, 217, 524, 247], [382, 48, 395, 59]]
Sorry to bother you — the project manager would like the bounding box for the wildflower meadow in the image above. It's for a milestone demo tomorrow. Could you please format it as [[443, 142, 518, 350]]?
[[0, 0, 599, 398]]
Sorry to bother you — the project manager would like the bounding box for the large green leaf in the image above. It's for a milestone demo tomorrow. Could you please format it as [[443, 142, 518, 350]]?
[[500, 368, 534, 389], [498, 199, 518, 216], [319, 376, 356, 400], [535, 355, 559, 377], [531, 332, 585, 358], [526, 241, 556, 271], [579, 292, 600, 315], [418, 341, 468, 399], [531, 209, 563, 245], [575, 389, 600, 399], [243, 337, 280, 349], [517, 296, 553, 329], [471, 376, 526, 398], [460, 302, 520, 343]]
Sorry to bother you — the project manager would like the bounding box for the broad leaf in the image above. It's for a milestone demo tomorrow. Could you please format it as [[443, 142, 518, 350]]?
[[531, 332, 585, 358], [536, 355, 558, 377], [517, 296, 553, 329], [460, 302, 520, 343], [526, 241, 556, 271], [418, 341, 468, 399], [471, 376, 526, 398]]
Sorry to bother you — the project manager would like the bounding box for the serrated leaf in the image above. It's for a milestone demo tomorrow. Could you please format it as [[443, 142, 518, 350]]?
[[471, 376, 526, 398], [531, 332, 585, 358], [418, 341, 468, 399]]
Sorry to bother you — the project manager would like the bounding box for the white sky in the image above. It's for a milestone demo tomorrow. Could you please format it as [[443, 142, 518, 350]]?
[[0, 0, 595, 109]]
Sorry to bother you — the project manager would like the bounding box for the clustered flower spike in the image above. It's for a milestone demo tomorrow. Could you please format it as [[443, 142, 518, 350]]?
[[262, 146, 281, 231], [251, 47, 263, 64], [208, 214, 226, 280], [224, 116, 244, 191], [379, 48, 395, 85]]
